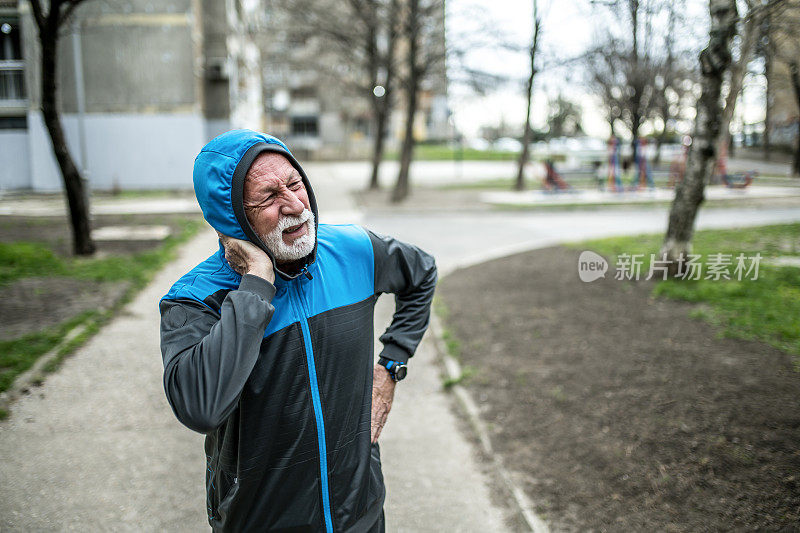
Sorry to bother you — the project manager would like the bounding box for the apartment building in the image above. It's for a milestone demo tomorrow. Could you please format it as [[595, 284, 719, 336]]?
[[0, 0, 263, 191]]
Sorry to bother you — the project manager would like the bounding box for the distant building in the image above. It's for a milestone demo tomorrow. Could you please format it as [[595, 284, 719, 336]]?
[[0, 0, 263, 191], [762, 9, 799, 155], [766, 60, 799, 150], [0, 0, 449, 191], [257, 3, 450, 161]]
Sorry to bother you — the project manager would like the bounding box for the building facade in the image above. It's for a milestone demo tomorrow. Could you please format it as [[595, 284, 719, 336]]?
[[257, 0, 450, 161], [0, 0, 448, 191], [0, 0, 263, 191]]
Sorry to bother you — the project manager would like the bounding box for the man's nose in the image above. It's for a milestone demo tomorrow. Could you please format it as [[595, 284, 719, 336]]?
[[280, 190, 305, 215]]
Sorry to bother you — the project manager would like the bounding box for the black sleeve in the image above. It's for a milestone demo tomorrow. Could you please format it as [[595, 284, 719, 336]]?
[[367, 229, 438, 364], [159, 274, 275, 434]]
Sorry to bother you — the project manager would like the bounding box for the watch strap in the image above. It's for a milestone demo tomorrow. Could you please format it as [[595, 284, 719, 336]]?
[[378, 357, 407, 381]]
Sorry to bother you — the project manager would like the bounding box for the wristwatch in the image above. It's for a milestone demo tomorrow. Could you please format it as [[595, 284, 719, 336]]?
[[378, 357, 407, 382]]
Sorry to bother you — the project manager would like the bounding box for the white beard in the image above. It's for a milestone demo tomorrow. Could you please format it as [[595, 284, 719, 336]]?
[[259, 208, 315, 262]]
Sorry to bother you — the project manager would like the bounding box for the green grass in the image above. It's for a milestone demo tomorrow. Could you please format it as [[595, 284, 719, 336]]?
[[442, 365, 477, 389], [0, 217, 203, 288], [386, 144, 520, 161], [435, 177, 517, 191], [433, 296, 479, 388], [95, 189, 193, 200], [0, 310, 98, 392], [387, 144, 582, 162], [433, 296, 462, 359], [571, 223, 800, 362], [0, 216, 203, 395]]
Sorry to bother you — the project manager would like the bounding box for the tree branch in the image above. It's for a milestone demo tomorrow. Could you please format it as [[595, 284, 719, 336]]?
[[29, 0, 45, 31], [47, 0, 63, 28], [59, 0, 86, 27]]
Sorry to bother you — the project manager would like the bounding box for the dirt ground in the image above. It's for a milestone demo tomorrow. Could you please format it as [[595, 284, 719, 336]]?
[[438, 246, 800, 532], [0, 214, 193, 341]]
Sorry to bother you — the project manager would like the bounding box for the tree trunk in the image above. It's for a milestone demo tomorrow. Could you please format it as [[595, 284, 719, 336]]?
[[630, 112, 641, 156], [392, 0, 419, 203], [654, 137, 663, 166], [629, 0, 640, 156], [39, 22, 95, 256], [717, 8, 759, 160], [392, 77, 417, 203], [763, 38, 772, 161], [655, 101, 671, 166], [608, 117, 616, 139], [661, 0, 737, 274], [514, 0, 539, 191], [368, 0, 397, 190], [369, 103, 388, 190]]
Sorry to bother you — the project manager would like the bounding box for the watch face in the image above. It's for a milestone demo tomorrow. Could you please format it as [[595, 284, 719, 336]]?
[[394, 365, 407, 381]]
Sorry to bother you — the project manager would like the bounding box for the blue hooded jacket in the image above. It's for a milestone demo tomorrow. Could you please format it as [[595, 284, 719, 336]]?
[[159, 130, 437, 532]]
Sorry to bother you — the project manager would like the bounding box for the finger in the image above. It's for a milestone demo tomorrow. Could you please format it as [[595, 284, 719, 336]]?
[[371, 405, 388, 443]]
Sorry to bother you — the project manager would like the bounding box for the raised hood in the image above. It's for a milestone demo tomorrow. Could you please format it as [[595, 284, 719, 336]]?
[[193, 129, 319, 281]]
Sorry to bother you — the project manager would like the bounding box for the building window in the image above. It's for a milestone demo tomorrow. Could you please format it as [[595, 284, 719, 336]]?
[[291, 116, 318, 137], [0, 115, 26, 129], [0, 16, 26, 104]]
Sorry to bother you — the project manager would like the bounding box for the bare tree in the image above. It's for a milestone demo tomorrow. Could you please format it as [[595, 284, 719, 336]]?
[[546, 94, 583, 138], [275, 0, 399, 190], [30, 0, 95, 255], [660, 0, 738, 273], [367, 0, 400, 190], [585, 0, 697, 155], [391, 0, 446, 202], [652, 0, 696, 164], [586, 1, 655, 152], [514, 0, 541, 191]]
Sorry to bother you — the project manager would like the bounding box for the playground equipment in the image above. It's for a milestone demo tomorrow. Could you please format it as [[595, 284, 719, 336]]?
[[722, 171, 757, 188], [632, 137, 655, 190], [668, 138, 756, 189], [542, 159, 571, 191], [606, 136, 623, 192], [714, 143, 757, 189], [607, 136, 655, 191]]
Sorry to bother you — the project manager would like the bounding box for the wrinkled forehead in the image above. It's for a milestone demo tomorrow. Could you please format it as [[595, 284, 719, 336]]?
[[245, 151, 300, 183]]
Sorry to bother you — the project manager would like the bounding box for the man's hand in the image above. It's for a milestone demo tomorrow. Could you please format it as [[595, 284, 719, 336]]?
[[217, 232, 275, 283], [371, 364, 396, 443]]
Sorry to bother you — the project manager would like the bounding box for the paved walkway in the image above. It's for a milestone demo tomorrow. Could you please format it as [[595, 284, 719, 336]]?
[[481, 184, 800, 208], [3, 164, 800, 531]]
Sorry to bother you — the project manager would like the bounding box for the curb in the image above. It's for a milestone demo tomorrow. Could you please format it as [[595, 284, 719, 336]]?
[[429, 311, 550, 533], [0, 323, 88, 415]]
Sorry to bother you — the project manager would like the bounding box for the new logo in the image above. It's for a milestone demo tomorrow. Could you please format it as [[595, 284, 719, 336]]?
[[578, 251, 608, 282]]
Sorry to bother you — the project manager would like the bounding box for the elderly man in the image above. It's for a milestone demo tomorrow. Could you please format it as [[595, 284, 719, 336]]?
[[159, 129, 437, 532]]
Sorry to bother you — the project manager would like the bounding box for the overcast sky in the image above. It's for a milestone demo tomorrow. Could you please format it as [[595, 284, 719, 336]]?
[[446, 0, 726, 140]]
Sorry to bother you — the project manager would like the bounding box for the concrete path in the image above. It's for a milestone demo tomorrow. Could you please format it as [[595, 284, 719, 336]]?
[[362, 206, 800, 276], [482, 185, 800, 208], [2, 163, 800, 532]]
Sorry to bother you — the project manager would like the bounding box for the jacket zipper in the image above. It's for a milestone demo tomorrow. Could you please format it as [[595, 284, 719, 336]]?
[[292, 280, 334, 533]]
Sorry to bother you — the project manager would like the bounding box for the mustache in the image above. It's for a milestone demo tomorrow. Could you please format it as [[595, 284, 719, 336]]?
[[274, 209, 312, 232]]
